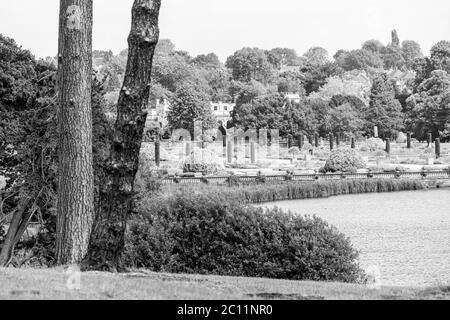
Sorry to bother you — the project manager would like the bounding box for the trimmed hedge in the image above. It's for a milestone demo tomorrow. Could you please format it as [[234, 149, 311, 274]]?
[[125, 189, 365, 282], [161, 179, 426, 204]]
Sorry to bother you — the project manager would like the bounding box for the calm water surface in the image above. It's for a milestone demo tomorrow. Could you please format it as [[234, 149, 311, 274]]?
[[262, 189, 450, 287]]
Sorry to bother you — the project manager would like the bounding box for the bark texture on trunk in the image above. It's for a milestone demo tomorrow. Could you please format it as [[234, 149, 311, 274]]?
[[83, 0, 161, 271], [0, 197, 32, 266], [56, 0, 94, 264]]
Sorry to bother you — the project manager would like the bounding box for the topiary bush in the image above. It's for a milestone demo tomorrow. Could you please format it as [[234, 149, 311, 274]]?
[[124, 189, 365, 283], [323, 147, 366, 173]]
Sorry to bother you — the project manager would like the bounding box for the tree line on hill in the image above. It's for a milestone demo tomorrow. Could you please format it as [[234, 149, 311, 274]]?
[[90, 30, 450, 141]]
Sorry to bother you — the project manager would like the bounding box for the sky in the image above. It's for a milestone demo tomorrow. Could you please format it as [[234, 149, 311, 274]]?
[[1, 0, 450, 62]]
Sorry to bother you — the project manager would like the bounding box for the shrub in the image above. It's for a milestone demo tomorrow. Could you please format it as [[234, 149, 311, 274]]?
[[323, 147, 366, 173], [172, 179, 425, 204], [135, 165, 162, 193], [125, 189, 365, 283], [227, 173, 240, 187], [255, 171, 266, 184], [181, 149, 224, 175], [363, 138, 385, 152]]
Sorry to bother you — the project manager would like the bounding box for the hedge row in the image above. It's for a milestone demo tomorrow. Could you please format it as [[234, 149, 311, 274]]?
[[161, 178, 426, 205]]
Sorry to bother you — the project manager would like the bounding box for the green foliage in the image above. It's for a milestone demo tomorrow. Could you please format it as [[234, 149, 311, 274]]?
[[363, 137, 385, 152], [226, 47, 275, 84], [303, 47, 329, 66], [412, 57, 434, 87], [92, 50, 125, 92], [0, 35, 113, 266], [310, 70, 371, 104], [166, 81, 217, 137], [325, 103, 364, 135], [162, 179, 426, 204], [382, 45, 405, 70], [229, 79, 273, 106], [406, 70, 450, 140], [335, 49, 383, 72], [191, 53, 222, 69], [230, 93, 284, 131], [300, 62, 343, 95], [323, 147, 366, 173], [0, 35, 58, 229], [266, 48, 303, 69], [401, 41, 423, 68], [0, 35, 37, 111], [230, 93, 319, 137], [362, 40, 385, 54], [226, 173, 240, 187], [329, 94, 366, 111], [391, 30, 401, 47], [430, 41, 450, 74], [364, 73, 404, 137], [125, 188, 365, 282]]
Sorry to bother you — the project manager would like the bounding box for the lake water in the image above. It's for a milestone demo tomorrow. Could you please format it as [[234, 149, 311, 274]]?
[[261, 189, 450, 287]]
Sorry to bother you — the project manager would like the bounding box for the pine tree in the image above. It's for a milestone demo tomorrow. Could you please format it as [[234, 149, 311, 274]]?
[[82, 0, 162, 271], [364, 73, 404, 138], [56, 0, 94, 264]]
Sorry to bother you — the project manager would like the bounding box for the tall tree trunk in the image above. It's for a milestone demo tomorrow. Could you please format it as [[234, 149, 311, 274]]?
[[56, 0, 94, 264], [82, 0, 161, 271]]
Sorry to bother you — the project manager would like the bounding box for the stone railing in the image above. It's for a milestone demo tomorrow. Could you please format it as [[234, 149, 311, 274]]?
[[159, 170, 450, 185]]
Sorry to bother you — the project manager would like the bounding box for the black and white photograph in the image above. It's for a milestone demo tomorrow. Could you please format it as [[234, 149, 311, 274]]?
[[0, 0, 450, 305]]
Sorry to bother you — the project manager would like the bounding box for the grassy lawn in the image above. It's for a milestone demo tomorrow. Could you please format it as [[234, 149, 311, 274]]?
[[0, 267, 449, 300]]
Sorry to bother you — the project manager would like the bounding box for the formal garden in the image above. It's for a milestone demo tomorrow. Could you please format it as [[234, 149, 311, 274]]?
[[139, 135, 450, 180], [1, 0, 450, 300]]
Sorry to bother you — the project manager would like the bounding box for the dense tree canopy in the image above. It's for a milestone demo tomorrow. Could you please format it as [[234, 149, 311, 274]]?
[[266, 48, 303, 69], [335, 49, 383, 71], [304, 47, 329, 66], [364, 73, 404, 137], [166, 81, 217, 137], [225, 47, 275, 84], [430, 41, 450, 74], [406, 70, 450, 140], [85, 29, 450, 143]]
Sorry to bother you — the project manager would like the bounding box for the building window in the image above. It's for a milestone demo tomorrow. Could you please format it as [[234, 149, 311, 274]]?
[[214, 106, 218, 111], [224, 106, 228, 111]]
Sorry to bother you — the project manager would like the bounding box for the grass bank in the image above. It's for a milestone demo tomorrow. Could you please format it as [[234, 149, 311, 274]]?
[[159, 179, 426, 204], [0, 268, 448, 300]]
